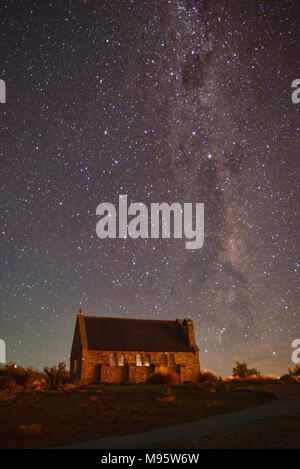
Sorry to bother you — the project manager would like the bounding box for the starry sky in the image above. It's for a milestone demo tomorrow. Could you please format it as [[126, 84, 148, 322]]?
[[1, 0, 299, 377]]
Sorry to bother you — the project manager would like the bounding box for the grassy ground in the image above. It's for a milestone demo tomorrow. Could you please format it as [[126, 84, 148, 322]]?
[[0, 382, 274, 449], [147, 413, 300, 449]]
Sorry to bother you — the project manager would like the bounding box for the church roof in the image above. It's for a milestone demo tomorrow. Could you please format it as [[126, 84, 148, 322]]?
[[81, 315, 191, 352]]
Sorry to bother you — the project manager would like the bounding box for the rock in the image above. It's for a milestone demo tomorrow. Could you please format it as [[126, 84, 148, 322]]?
[[161, 386, 171, 395], [89, 396, 99, 402], [156, 395, 175, 404], [18, 423, 43, 434], [279, 374, 299, 383], [62, 383, 77, 391]]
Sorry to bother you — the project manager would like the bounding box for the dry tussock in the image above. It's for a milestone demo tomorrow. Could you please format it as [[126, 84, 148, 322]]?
[[148, 366, 180, 384]]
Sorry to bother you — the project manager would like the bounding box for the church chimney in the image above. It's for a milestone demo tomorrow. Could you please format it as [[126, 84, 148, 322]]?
[[182, 319, 198, 352]]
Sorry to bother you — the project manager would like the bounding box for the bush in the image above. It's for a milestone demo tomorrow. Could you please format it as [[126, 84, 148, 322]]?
[[0, 374, 16, 390], [232, 361, 261, 379], [265, 375, 280, 380], [280, 374, 298, 383], [44, 362, 69, 389], [288, 365, 300, 376], [0, 363, 46, 388], [148, 367, 180, 385], [242, 374, 264, 381], [24, 379, 47, 391], [198, 370, 219, 383]]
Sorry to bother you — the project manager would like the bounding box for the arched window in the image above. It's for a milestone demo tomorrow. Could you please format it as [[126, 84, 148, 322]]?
[[118, 353, 125, 366], [162, 354, 168, 367], [136, 353, 142, 366], [169, 354, 175, 367], [73, 358, 78, 373], [110, 353, 117, 366], [144, 354, 151, 366]]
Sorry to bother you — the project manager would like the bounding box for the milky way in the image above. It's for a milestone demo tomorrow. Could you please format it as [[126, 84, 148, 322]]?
[[1, 0, 299, 376]]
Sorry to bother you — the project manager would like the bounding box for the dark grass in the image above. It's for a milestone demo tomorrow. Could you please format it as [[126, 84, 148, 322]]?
[[0, 383, 274, 448]]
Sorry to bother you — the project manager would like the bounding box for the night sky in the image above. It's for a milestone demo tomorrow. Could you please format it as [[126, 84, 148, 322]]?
[[1, 0, 299, 377]]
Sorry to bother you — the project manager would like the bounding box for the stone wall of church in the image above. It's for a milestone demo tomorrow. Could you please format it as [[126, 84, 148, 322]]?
[[71, 348, 200, 384], [69, 320, 83, 382]]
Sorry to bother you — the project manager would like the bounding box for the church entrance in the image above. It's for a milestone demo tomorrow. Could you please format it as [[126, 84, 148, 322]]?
[[97, 363, 102, 381], [122, 362, 129, 383]]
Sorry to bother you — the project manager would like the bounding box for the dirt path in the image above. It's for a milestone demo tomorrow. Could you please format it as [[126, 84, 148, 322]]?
[[59, 385, 300, 449]]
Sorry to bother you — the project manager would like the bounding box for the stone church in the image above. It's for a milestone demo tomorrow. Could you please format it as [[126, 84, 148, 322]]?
[[70, 309, 200, 384]]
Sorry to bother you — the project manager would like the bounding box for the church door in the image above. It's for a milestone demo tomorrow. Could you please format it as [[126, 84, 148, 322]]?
[[97, 364, 102, 381]]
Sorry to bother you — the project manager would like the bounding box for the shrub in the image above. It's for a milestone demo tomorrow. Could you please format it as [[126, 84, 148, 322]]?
[[198, 370, 218, 383], [148, 367, 180, 385], [44, 362, 69, 389], [242, 374, 264, 381], [265, 375, 280, 380], [0, 374, 16, 390], [0, 363, 46, 388], [232, 361, 261, 379], [288, 365, 300, 376], [24, 379, 47, 391]]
